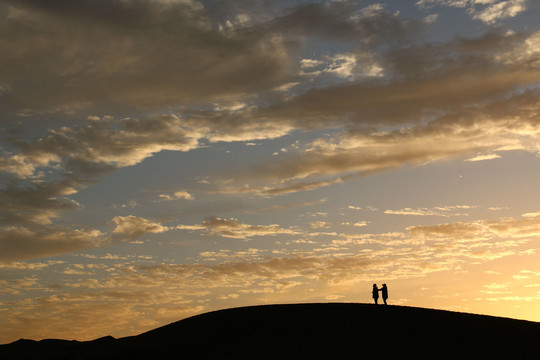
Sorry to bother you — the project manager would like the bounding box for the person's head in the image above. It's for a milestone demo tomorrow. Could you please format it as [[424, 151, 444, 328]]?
[[373, 284, 377, 287], [382, 284, 386, 288]]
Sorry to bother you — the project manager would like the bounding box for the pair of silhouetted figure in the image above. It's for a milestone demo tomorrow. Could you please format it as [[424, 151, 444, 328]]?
[[372, 284, 388, 305]]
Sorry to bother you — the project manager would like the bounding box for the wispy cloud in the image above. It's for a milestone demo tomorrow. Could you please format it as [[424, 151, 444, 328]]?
[[385, 205, 475, 217], [465, 153, 502, 162], [176, 216, 300, 240], [2, 211, 538, 341], [416, 0, 528, 24]]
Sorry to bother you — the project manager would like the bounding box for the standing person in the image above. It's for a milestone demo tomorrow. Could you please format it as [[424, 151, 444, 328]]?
[[372, 284, 379, 304], [380, 284, 388, 305]]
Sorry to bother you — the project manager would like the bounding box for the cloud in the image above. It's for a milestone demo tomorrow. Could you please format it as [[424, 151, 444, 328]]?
[[188, 28, 540, 196], [0, 0, 437, 124], [472, 0, 528, 24], [0, 178, 83, 226], [1, 3, 540, 262], [265, 2, 430, 46], [483, 217, 540, 238], [0, 114, 204, 237], [0, 1, 429, 119], [3, 211, 539, 342], [176, 216, 300, 239], [199, 248, 265, 262], [310, 221, 331, 229], [385, 205, 475, 217], [3, 13, 538, 187], [0, 226, 105, 262], [416, 0, 528, 24], [70, 213, 540, 292], [1, 115, 206, 191], [112, 215, 169, 240], [258, 33, 540, 127], [300, 52, 384, 80], [227, 177, 348, 197], [465, 153, 502, 161], [0, 0, 293, 113], [522, 211, 540, 218], [341, 221, 370, 227], [221, 112, 540, 195], [406, 215, 540, 257], [0, 260, 64, 270], [158, 191, 194, 202]]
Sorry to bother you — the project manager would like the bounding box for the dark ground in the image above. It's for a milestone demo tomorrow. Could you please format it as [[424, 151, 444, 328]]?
[[1, 303, 539, 359]]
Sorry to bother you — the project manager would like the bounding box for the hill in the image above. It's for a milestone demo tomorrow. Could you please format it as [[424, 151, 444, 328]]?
[[1, 303, 539, 359]]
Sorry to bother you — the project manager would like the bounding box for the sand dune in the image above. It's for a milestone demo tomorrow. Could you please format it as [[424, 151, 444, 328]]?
[[2, 303, 539, 359]]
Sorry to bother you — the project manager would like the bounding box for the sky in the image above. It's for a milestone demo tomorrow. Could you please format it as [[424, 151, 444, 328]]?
[[1, 0, 540, 343]]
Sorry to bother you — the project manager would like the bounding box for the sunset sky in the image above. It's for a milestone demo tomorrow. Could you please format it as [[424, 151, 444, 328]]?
[[1, 0, 540, 343]]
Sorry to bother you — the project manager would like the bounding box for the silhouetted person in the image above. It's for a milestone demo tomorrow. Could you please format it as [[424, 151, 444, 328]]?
[[372, 284, 379, 304], [379, 284, 388, 305]]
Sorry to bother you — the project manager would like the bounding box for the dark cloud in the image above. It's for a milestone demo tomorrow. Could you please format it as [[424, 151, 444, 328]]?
[[265, 2, 430, 45], [1, 1, 540, 261], [178, 30, 540, 144], [3, 115, 201, 177], [0, 0, 292, 112], [263, 57, 540, 127], [218, 85, 540, 195], [0, 0, 436, 115], [5, 0, 205, 29], [0, 225, 104, 262]]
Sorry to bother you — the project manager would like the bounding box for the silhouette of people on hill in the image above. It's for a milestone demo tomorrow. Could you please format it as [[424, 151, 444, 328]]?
[[372, 283, 389, 305], [372, 284, 379, 304], [380, 284, 388, 305]]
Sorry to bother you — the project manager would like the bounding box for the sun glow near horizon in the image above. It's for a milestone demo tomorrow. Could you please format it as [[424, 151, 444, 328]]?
[[1, 0, 540, 344]]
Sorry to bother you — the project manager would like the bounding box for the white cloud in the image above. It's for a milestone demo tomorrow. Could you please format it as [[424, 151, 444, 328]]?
[[416, 0, 528, 24], [472, 0, 528, 24], [465, 153, 502, 162], [301, 59, 324, 69], [360, 3, 386, 17], [522, 211, 540, 218], [300, 52, 383, 80], [385, 206, 474, 217], [158, 190, 193, 201], [112, 216, 169, 240]]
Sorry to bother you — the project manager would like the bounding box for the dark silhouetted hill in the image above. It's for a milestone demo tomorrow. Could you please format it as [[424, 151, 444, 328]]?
[[1, 303, 539, 359]]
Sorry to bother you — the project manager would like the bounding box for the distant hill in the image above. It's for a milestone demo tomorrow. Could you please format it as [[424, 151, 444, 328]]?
[[1, 303, 539, 359]]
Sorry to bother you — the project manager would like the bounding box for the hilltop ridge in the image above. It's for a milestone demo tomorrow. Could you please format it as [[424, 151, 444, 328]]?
[[1, 303, 539, 359]]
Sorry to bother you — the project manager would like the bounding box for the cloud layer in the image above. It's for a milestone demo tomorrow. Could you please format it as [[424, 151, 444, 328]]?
[[0, 1, 539, 261], [1, 212, 538, 341]]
